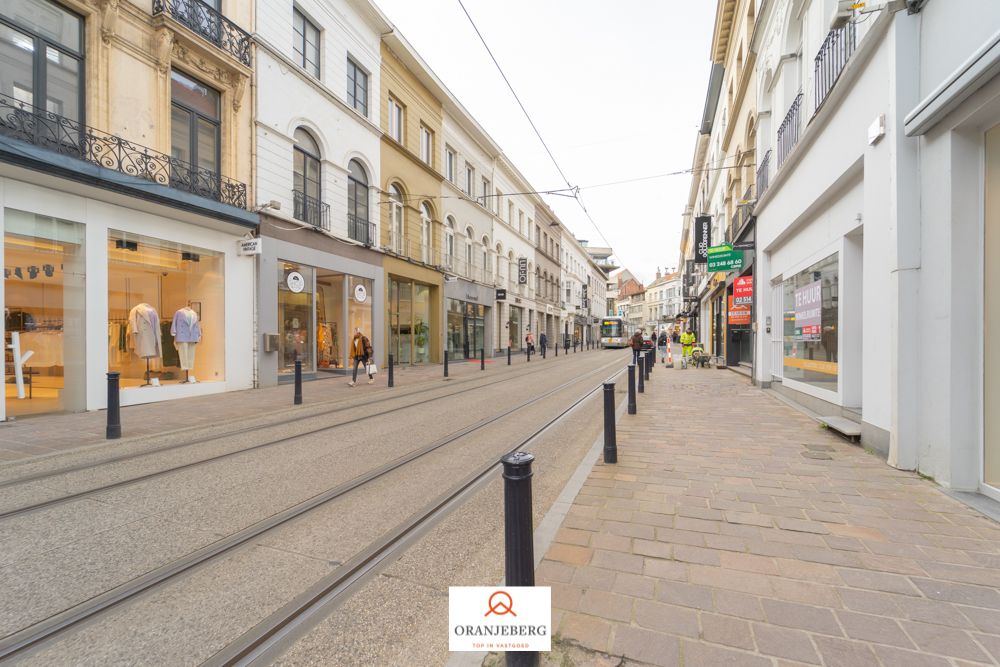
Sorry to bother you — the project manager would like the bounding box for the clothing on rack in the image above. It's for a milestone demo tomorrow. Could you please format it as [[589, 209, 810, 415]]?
[[108, 321, 128, 365], [127, 303, 162, 359]]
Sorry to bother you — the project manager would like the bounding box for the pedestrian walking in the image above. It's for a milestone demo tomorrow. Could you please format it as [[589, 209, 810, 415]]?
[[630, 329, 643, 365], [348, 328, 374, 386], [681, 327, 695, 363], [539, 331, 548, 351], [657, 330, 668, 363], [525, 331, 535, 355]]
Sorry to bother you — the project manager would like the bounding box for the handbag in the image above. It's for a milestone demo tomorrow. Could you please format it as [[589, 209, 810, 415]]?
[[366, 363, 378, 375]]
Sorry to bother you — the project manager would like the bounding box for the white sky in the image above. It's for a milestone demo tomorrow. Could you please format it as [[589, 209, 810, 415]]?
[[374, 0, 716, 285]]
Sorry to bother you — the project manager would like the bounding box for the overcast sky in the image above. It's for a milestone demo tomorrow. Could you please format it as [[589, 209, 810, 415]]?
[[374, 0, 716, 285]]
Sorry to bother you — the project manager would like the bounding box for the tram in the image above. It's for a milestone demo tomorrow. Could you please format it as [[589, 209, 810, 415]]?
[[599, 316, 628, 348]]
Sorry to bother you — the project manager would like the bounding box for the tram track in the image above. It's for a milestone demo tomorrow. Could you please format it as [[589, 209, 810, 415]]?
[[0, 355, 627, 663], [0, 351, 602, 520]]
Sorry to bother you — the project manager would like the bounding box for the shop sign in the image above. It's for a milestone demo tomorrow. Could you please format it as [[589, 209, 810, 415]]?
[[238, 237, 262, 256], [465, 292, 479, 302], [707, 244, 744, 272], [354, 283, 368, 303], [286, 271, 305, 293], [732, 240, 755, 251], [794, 280, 822, 337], [496, 288, 507, 301], [694, 216, 711, 264], [518, 257, 528, 284], [728, 295, 752, 325], [733, 276, 753, 305]]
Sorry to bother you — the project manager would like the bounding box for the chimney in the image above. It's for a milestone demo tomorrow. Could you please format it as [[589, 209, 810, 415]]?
[[655, 267, 661, 280]]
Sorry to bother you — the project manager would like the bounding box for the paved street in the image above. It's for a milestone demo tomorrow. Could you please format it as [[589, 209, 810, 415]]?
[[536, 354, 1000, 666]]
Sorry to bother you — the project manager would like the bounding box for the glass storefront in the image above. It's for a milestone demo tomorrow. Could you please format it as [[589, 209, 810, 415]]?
[[108, 230, 224, 387], [389, 277, 431, 364], [4, 209, 85, 416], [316, 270, 343, 369], [783, 252, 839, 390], [447, 299, 485, 360], [348, 275, 374, 353], [278, 261, 313, 374], [508, 305, 522, 351]]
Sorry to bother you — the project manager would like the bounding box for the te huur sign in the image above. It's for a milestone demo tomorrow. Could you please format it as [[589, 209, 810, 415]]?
[[707, 244, 744, 272]]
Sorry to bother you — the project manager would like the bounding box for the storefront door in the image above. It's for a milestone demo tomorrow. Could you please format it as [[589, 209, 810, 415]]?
[[508, 306, 522, 351], [278, 262, 313, 373], [390, 277, 431, 364]]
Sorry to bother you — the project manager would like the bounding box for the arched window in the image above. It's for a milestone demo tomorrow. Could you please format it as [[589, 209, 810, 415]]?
[[444, 216, 456, 268], [495, 243, 503, 281], [421, 202, 433, 264], [465, 226, 474, 277], [293, 128, 323, 227], [481, 235, 491, 279], [508, 251, 515, 288], [389, 184, 404, 253], [347, 159, 370, 244]]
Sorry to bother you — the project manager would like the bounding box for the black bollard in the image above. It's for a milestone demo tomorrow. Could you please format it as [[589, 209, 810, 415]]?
[[444, 350, 449, 378], [542, 344, 546, 359], [507, 346, 511, 366], [293, 360, 303, 405], [603, 382, 617, 464], [388, 354, 394, 388], [106, 371, 121, 440], [645, 351, 652, 381], [555, 341, 558, 356], [638, 357, 645, 393], [481, 347, 485, 371], [501, 451, 537, 667], [627, 364, 637, 414]]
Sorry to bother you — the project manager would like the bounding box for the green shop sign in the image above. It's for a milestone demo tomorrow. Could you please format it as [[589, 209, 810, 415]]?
[[707, 244, 744, 272]]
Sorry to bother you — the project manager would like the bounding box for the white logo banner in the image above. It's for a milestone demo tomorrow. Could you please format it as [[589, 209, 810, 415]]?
[[448, 586, 551, 652]]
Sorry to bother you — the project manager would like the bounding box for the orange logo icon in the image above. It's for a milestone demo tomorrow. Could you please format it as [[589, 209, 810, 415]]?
[[484, 590, 516, 617]]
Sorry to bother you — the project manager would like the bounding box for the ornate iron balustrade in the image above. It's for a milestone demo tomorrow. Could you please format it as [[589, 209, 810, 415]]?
[[0, 93, 247, 208], [776, 92, 803, 169], [756, 149, 771, 199], [153, 0, 252, 67], [347, 214, 375, 246], [293, 190, 330, 231], [814, 22, 857, 112]]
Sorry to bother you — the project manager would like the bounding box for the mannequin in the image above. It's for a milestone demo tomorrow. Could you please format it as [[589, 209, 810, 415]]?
[[128, 303, 162, 386], [171, 303, 202, 383]]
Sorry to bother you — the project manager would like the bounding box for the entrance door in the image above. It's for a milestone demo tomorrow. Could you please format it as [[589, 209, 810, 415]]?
[[985, 124, 1000, 488]]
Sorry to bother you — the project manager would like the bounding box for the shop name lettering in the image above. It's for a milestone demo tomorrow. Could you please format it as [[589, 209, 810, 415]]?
[[794, 283, 821, 311], [453, 625, 548, 637], [696, 221, 710, 257], [465, 293, 478, 302]]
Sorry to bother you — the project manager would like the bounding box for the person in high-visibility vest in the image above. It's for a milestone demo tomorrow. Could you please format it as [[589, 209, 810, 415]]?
[[680, 328, 695, 360]]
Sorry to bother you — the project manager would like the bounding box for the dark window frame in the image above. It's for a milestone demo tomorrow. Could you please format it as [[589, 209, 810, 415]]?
[[347, 158, 369, 222], [170, 69, 222, 177], [293, 131, 322, 203], [293, 7, 320, 78], [346, 56, 368, 116]]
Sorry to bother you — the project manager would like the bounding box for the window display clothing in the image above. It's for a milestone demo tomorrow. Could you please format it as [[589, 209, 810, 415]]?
[[127, 303, 162, 359], [171, 307, 201, 371]]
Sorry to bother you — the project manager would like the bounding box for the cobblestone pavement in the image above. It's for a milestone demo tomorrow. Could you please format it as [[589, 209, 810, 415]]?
[[0, 348, 551, 463], [537, 359, 1000, 666]]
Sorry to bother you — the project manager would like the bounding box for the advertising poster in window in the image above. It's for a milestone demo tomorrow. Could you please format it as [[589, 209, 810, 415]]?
[[727, 295, 751, 325], [794, 280, 822, 339], [782, 254, 838, 390]]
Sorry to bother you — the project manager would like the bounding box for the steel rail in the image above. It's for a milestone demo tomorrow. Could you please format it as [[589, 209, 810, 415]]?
[[0, 354, 601, 519], [207, 365, 629, 666], [0, 356, 626, 662]]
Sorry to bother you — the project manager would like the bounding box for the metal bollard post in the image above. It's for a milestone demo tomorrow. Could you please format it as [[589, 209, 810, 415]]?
[[388, 354, 394, 388], [444, 350, 449, 378], [644, 351, 652, 381], [294, 360, 303, 405], [627, 364, 637, 414], [507, 346, 511, 366], [555, 341, 558, 356], [638, 357, 645, 393], [106, 371, 121, 439], [603, 382, 617, 464], [481, 347, 485, 371], [500, 451, 538, 667]]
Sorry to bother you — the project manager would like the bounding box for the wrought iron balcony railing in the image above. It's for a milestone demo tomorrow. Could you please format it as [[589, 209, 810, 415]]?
[[293, 190, 331, 231], [348, 214, 375, 246], [814, 22, 857, 112], [153, 0, 252, 67], [756, 149, 771, 199], [0, 93, 247, 208], [777, 92, 803, 169]]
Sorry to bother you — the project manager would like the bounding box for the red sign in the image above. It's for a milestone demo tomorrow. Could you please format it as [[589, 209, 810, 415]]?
[[733, 276, 753, 305], [728, 295, 752, 325]]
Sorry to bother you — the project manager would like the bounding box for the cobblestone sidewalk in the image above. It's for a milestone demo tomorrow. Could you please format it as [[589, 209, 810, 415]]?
[[536, 363, 1000, 666]]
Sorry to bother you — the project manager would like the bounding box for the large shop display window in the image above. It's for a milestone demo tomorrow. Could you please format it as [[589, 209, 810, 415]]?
[[447, 299, 485, 360], [4, 210, 85, 416], [389, 278, 430, 364], [108, 231, 224, 387], [278, 262, 313, 374], [782, 252, 838, 390]]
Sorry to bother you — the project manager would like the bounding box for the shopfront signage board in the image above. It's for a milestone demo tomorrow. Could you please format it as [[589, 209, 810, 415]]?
[[238, 238, 262, 256], [728, 295, 752, 325], [707, 244, 744, 272], [732, 240, 755, 251], [286, 271, 305, 293], [496, 288, 506, 301], [794, 280, 822, 337], [733, 276, 753, 305], [694, 216, 711, 264], [354, 284, 368, 303], [518, 257, 528, 284]]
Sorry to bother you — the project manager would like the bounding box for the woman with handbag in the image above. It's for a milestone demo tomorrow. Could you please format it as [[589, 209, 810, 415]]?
[[348, 328, 375, 386]]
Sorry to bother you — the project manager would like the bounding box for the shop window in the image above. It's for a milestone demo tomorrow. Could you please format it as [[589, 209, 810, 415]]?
[[389, 277, 430, 365], [4, 209, 85, 416], [108, 230, 224, 387], [315, 270, 343, 369], [348, 275, 373, 347], [782, 252, 838, 390], [277, 261, 313, 374]]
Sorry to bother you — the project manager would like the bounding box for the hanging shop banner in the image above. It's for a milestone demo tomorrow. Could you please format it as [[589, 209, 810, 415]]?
[[733, 276, 753, 305], [694, 216, 711, 264], [237, 237, 262, 256], [518, 257, 528, 284], [728, 295, 752, 325], [496, 288, 507, 301], [794, 280, 822, 338], [707, 244, 744, 272]]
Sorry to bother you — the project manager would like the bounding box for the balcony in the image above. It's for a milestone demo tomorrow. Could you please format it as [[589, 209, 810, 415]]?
[[348, 214, 375, 246], [776, 91, 803, 169], [0, 93, 248, 209], [814, 22, 857, 112], [293, 190, 330, 231], [153, 0, 252, 67], [756, 149, 771, 199]]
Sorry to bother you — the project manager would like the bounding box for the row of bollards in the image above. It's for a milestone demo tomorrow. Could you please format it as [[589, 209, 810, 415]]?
[[603, 349, 657, 464]]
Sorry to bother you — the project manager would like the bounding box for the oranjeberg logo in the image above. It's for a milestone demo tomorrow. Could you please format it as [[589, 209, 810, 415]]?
[[452, 590, 548, 639]]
